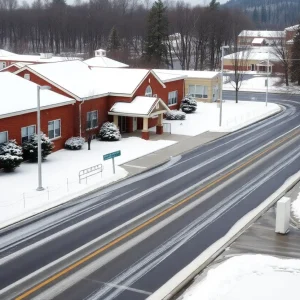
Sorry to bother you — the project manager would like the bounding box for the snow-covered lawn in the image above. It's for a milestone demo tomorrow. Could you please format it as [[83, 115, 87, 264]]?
[[223, 73, 300, 94], [183, 254, 300, 300], [151, 101, 280, 136], [0, 137, 175, 227], [291, 189, 300, 221]]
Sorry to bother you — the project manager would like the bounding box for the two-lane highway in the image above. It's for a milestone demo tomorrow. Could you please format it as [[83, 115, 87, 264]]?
[[0, 91, 300, 300]]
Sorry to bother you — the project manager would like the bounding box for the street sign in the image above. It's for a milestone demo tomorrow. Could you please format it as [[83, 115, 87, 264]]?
[[103, 150, 121, 161], [103, 150, 121, 174]]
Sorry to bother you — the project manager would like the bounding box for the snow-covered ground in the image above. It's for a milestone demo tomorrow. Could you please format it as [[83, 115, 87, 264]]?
[[0, 101, 281, 227], [182, 254, 300, 300], [223, 73, 300, 94], [0, 137, 175, 227], [291, 188, 300, 221], [151, 101, 280, 136]]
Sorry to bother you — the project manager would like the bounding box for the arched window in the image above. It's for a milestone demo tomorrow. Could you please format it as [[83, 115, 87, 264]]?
[[145, 85, 152, 97]]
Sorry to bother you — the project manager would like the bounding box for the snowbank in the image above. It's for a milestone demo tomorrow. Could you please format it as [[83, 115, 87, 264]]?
[[291, 189, 300, 221], [183, 254, 300, 300]]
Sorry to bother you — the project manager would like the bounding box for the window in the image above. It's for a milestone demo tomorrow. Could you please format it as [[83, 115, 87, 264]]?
[[145, 85, 152, 97], [86, 111, 98, 129], [0, 131, 8, 144], [168, 91, 178, 105], [21, 125, 36, 143], [48, 119, 61, 139], [189, 85, 208, 98], [0, 62, 6, 70], [24, 73, 30, 80]]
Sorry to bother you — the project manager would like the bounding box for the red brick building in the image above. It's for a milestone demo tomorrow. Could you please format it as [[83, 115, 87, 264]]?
[[0, 72, 75, 150], [13, 60, 185, 143]]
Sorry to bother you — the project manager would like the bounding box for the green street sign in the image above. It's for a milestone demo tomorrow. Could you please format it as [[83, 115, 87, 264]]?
[[103, 150, 121, 161]]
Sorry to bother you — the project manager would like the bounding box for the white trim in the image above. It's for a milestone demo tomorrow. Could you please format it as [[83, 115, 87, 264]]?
[[145, 85, 153, 97], [48, 119, 61, 140], [0, 100, 75, 119], [0, 131, 8, 144]]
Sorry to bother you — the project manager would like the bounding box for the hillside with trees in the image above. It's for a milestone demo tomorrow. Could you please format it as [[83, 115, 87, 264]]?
[[224, 0, 300, 29]]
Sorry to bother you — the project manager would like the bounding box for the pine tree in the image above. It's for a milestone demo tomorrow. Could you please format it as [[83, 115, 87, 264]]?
[[107, 26, 121, 53], [252, 7, 259, 23], [143, 0, 168, 68], [209, 0, 220, 10], [261, 5, 267, 23], [291, 27, 300, 85]]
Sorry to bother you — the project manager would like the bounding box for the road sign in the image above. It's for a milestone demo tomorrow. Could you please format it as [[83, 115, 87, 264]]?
[[103, 150, 121, 174], [103, 150, 121, 161]]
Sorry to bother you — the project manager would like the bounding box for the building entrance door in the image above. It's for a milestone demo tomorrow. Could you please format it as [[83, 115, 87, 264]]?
[[133, 117, 137, 131], [118, 116, 127, 133]]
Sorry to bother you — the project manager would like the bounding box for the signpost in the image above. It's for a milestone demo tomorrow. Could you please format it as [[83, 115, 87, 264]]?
[[103, 150, 121, 174]]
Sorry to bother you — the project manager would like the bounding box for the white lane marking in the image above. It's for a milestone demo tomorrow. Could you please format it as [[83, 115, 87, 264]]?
[[83, 278, 151, 295], [85, 142, 300, 300], [170, 105, 294, 168], [0, 189, 135, 253], [123, 164, 147, 169], [30, 137, 300, 300], [1, 121, 299, 267]]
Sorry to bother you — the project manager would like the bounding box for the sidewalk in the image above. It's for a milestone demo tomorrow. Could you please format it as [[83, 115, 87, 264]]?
[[176, 181, 300, 300], [120, 131, 227, 176]]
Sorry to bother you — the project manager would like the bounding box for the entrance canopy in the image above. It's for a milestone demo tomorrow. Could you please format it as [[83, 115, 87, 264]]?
[[108, 96, 170, 118]]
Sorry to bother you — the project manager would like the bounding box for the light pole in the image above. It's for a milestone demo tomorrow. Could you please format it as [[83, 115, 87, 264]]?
[[219, 45, 229, 127], [266, 51, 269, 107], [37, 85, 51, 191]]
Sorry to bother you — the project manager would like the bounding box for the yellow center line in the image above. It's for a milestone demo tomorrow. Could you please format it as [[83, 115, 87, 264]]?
[[15, 128, 300, 300]]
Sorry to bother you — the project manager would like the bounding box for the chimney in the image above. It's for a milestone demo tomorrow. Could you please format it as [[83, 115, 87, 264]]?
[[95, 49, 106, 57], [40, 53, 53, 59]]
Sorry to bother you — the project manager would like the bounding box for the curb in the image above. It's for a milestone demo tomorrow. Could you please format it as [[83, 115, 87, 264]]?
[[147, 171, 300, 300], [0, 105, 283, 231]]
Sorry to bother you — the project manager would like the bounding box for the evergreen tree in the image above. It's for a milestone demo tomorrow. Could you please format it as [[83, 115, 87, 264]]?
[[107, 26, 121, 52], [143, 0, 168, 68], [291, 27, 300, 85], [261, 5, 267, 23], [252, 7, 259, 23], [209, 0, 220, 10]]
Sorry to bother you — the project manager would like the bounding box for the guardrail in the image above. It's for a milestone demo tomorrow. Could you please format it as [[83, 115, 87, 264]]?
[[79, 163, 103, 184]]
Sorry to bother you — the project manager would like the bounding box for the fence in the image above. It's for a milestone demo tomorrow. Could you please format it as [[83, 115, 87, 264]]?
[[79, 163, 103, 184]]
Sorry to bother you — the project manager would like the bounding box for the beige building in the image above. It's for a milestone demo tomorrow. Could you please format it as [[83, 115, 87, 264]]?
[[154, 70, 221, 102]]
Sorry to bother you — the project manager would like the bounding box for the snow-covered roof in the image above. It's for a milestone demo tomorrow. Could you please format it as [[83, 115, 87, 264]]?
[[1, 62, 33, 71], [238, 30, 283, 38], [0, 72, 75, 118], [0, 49, 15, 57], [285, 24, 299, 31], [84, 56, 129, 68], [16, 60, 165, 99], [153, 69, 219, 79], [152, 69, 187, 82], [109, 96, 169, 116], [252, 38, 265, 44], [0, 50, 80, 63], [224, 47, 280, 61], [287, 39, 294, 45]]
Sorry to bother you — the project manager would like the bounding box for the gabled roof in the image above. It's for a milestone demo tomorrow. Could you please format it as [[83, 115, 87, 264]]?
[[84, 56, 129, 68], [0, 72, 75, 118], [285, 24, 299, 31], [109, 96, 170, 118], [0, 49, 15, 57], [15, 60, 166, 100], [1, 62, 33, 72], [223, 47, 280, 61]]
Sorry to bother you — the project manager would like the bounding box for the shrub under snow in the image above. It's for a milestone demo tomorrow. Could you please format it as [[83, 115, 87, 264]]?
[[181, 95, 198, 113], [65, 137, 85, 150], [165, 110, 186, 120], [22, 133, 54, 162], [99, 122, 121, 141], [0, 140, 23, 172]]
